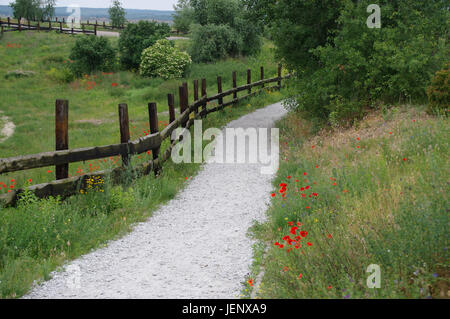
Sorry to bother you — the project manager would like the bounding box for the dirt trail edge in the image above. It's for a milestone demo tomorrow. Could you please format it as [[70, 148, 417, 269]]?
[[24, 101, 287, 299]]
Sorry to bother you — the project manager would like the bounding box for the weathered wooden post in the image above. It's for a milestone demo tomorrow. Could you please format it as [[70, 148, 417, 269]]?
[[63, 17, 65, 24], [37, 21, 40, 32], [103, 21, 106, 27], [148, 102, 161, 175], [49, 20, 51, 31], [18, 17, 21, 32], [7, 17, 10, 27], [201, 79, 207, 118], [1, 25, 4, 36], [55, 100, 69, 180], [87, 20, 89, 25], [55, 17, 58, 22], [71, 27, 74, 34], [179, 85, 188, 128], [247, 69, 251, 94], [232, 71, 237, 100], [217, 76, 223, 108], [168, 93, 176, 144], [183, 82, 189, 107], [59, 21, 63, 33], [260, 66, 264, 88], [27, 19, 30, 30], [82, 23, 85, 34], [118, 103, 130, 167], [94, 24, 97, 36], [278, 63, 282, 88], [193, 79, 199, 115]]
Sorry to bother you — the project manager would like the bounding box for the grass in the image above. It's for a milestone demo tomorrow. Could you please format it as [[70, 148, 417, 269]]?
[[0, 30, 287, 298], [0, 30, 280, 190], [248, 105, 449, 299]]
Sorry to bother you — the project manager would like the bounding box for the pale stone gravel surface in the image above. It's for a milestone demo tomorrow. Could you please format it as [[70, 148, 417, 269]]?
[[24, 102, 287, 299]]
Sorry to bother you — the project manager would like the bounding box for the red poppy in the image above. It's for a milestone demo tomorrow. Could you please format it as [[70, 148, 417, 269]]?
[[403, 158, 407, 161], [112, 82, 118, 87], [271, 193, 276, 197], [307, 242, 312, 246], [290, 227, 298, 235], [300, 231, 308, 237], [298, 273, 303, 279]]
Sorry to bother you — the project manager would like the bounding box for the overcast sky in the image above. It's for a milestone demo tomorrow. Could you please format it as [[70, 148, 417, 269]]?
[[0, 0, 178, 10]]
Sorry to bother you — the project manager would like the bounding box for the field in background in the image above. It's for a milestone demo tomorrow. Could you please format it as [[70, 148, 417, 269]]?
[[0, 30, 279, 191], [246, 105, 449, 299]]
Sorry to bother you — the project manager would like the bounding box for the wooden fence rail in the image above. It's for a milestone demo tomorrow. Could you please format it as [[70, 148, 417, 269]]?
[[0, 17, 100, 35], [0, 66, 291, 206]]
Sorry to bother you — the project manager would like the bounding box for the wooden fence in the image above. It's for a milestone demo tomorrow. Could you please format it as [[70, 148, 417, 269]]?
[[0, 17, 126, 36], [0, 66, 291, 207]]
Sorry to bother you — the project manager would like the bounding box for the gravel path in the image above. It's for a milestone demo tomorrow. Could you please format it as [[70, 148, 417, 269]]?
[[24, 101, 287, 299]]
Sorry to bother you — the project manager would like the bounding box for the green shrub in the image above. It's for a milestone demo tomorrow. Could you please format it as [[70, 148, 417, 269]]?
[[118, 21, 171, 71], [427, 63, 450, 114], [279, 0, 449, 125], [140, 39, 191, 79], [189, 24, 241, 63], [45, 67, 74, 83], [69, 36, 116, 77]]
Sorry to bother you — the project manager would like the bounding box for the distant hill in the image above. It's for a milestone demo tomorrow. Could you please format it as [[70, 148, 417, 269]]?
[[0, 5, 174, 22]]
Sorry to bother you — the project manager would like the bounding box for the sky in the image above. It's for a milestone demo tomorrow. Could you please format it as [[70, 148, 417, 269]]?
[[0, 0, 178, 10]]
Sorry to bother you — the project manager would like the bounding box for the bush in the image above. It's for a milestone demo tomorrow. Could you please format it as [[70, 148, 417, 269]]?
[[140, 39, 191, 79], [189, 24, 241, 63], [427, 63, 450, 114], [281, 0, 449, 125], [69, 36, 116, 77], [118, 21, 171, 71], [45, 67, 75, 83]]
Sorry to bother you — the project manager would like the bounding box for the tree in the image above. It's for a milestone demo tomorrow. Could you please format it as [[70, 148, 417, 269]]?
[[9, 0, 55, 21], [118, 21, 171, 70], [173, 0, 195, 33], [109, 0, 126, 28]]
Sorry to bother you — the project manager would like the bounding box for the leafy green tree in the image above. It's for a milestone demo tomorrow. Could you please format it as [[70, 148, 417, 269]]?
[[108, 0, 126, 28], [173, 0, 195, 33], [69, 36, 116, 76], [189, 23, 241, 62], [118, 21, 171, 70], [10, 0, 40, 21]]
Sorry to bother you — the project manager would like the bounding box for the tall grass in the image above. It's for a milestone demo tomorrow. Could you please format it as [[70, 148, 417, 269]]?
[[248, 105, 449, 299]]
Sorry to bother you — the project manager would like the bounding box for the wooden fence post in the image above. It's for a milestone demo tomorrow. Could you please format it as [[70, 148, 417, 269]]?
[[87, 20, 89, 25], [278, 63, 282, 88], [247, 69, 251, 94], [103, 21, 106, 27], [27, 19, 30, 30], [94, 24, 97, 36], [82, 23, 84, 34], [37, 21, 40, 32], [260, 66, 264, 88], [168, 93, 175, 144], [7, 17, 10, 27], [217, 76, 223, 108], [18, 17, 21, 32], [148, 102, 161, 175], [59, 21, 62, 33], [201, 79, 207, 118], [56, 17, 58, 22], [118, 103, 130, 167], [232, 71, 237, 100], [193, 79, 199, 115], [179, 85, 188, 127], [1, 25, 3, 36], [183, 82, 188, 107], [63, 18, 65, 24], [55, 99, 69, 180], [49, 20, 51, 31]]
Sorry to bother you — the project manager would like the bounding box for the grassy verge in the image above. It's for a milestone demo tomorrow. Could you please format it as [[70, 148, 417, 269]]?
[[249, 105, 449, 299]]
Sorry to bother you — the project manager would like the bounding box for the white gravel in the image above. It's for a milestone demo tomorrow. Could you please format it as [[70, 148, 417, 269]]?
[[0, 111, 15, 143], [24, 101, 287, 299]]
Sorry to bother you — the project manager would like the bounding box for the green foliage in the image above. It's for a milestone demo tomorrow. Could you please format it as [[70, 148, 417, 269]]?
[[68, 36, 116, 77], [108, 0, 126, 28], [45, 66, 74, 83], [427, 63, 450, 114], [174, 0, 262, 62], [118, 21, 171, 71], [173, 0, 195, 33], [140, 39, 191, 79], [189, 24, 241, 63], [9, 0, 55, 21], [265, 0, 450, 125]]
